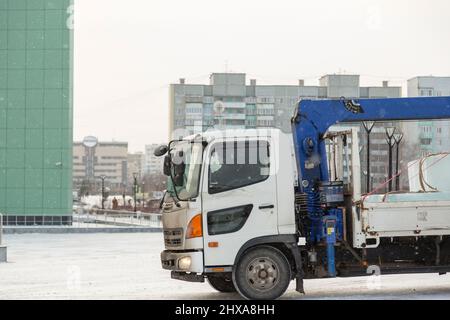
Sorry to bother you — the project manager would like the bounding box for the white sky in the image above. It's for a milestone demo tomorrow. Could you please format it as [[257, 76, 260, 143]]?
[[74, 0, 450, 152]]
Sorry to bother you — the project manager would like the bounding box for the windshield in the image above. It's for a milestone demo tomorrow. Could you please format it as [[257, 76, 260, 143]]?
[[167, 140, 203, 201]]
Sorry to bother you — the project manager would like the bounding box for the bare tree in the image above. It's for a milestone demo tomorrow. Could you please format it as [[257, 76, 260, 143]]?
[[142, 173, 167, 194]]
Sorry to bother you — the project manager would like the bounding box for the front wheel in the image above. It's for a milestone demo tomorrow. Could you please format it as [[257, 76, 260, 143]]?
[[232, 246, 291, 300], [207, 274, 237, 293]]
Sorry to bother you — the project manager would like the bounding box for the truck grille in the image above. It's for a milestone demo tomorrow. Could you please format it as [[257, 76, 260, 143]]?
[[164, 228, 183, 247]]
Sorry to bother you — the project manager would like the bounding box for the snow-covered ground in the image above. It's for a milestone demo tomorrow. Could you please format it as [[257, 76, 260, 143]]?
[[1, 233, 450, 300]]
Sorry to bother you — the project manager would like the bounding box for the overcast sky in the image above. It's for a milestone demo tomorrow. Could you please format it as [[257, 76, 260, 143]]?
[[74, 0, 450, 152]]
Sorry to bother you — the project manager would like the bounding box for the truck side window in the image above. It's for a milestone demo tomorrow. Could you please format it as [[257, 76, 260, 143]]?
[[207, 204, 254, 235], [208, 140, 270, 194]]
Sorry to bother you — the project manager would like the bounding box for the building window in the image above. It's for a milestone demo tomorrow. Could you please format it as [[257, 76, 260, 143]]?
[[257, 120, 274, 127]]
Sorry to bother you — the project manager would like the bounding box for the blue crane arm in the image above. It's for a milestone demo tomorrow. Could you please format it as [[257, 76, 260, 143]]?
[[292, 96, 450, 268], [292, 96, 450, 190]]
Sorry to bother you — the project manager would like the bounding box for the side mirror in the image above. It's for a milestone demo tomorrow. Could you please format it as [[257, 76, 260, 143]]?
[[163, 156, 171, 176], [154, 145, 169, 157]]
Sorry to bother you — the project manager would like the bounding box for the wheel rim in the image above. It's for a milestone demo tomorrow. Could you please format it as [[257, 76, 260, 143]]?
[[246, 257, 280, 291]]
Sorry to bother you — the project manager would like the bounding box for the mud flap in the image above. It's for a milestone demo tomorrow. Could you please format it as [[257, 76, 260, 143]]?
[[288, 243, 305, 294]]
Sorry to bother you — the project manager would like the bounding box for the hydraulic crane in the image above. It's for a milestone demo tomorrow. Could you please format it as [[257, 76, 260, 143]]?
[[157, 96, 450, 299]]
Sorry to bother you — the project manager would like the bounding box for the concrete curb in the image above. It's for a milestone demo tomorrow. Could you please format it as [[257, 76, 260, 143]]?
[[3, 227, 162, 234]]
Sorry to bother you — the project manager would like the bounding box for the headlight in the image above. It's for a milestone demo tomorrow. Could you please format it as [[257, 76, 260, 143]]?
[[178, 256, 192, 270]]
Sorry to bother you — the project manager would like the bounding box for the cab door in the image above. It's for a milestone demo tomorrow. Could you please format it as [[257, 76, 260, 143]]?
[[201, 137, 279, 267]]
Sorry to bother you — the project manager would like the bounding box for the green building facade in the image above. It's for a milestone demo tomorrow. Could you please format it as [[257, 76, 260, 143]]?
[[0, 0, 73, 225]]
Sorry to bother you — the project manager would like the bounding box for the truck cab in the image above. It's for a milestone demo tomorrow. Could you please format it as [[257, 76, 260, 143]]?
[[160, 129, 301, 299], [158, 97, 450, 300]]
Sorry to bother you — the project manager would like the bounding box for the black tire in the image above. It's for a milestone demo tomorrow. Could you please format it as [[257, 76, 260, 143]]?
[[440, 239, 450, 265], [207, 274, 237, 293], [232, 246, 291, 300]]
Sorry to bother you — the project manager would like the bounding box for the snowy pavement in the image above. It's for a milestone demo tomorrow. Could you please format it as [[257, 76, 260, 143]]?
[[1, 233, 450, 300]]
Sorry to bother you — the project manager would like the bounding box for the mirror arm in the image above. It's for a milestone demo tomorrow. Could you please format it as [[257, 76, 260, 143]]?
[[159, 190, 167, 209]]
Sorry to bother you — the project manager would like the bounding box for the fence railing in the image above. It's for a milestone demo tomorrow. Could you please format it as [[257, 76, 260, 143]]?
[[73, 209, 162, 228], [0, 211, 162, 229]]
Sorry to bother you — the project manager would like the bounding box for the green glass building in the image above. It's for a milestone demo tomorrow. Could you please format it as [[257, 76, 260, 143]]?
[[0, 0, 73, 225]]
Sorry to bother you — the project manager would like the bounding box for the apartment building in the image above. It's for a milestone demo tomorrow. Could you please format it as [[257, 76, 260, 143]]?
[[169, 73, 402, 190], [73, 137, 128, 193], [405, 76, 450, 156]]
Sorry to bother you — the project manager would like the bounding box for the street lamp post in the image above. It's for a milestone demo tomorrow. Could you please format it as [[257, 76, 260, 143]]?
[[362, 170, 368, 194], [99, 175, 106, 210], [385, 127, 396, 192], [362, 170, 375, 194], [142, 182, 145, 209], [394, 132, 404, 191], [122, 183, 126, 210], [132, 172, 138, 213], [363, 121, 375, 193]]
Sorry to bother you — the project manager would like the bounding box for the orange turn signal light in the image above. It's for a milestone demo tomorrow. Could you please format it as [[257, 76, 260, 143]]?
[[186, 214, 203, 239], [208, 242, 219, 248]]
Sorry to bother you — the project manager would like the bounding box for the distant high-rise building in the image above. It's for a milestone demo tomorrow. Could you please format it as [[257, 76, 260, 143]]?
[[0, 1, 74, 225], [405, 76, 450, 156], [169, 73, 402, 189], [73, 137, 128, 193], [169, 73, 401, 136], [143, 144, 164, 176], [127, 152, 144, 184]]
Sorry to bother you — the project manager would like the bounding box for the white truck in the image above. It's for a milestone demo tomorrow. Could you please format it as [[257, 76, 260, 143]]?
[[156, 97, 450, 299]]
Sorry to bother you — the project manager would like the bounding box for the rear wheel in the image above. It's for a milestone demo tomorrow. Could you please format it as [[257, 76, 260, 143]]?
[[440, 238, 450, 265], [207, 274, 236, 293], [232, 246, 291, 300]]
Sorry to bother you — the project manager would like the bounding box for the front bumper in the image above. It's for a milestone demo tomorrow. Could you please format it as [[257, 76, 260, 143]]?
[[161, 250, 204, 274], [171, 271, 205, 283]]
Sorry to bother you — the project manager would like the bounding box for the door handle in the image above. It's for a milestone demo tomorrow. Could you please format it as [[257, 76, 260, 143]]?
[[259, 204, 275, 210]]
